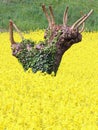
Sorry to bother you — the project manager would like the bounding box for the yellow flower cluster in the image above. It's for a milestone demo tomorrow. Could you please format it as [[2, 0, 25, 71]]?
[[0, 31, 98, 130]]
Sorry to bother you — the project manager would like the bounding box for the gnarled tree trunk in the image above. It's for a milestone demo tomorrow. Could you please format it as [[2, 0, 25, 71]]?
[[9, 5, 93, 75]]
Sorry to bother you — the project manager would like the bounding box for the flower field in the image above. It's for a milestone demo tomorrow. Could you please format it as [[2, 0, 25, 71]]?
[[0, 31, 98, 130]]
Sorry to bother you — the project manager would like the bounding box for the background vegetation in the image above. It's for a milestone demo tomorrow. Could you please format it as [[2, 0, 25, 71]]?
[[0, 0, 98, 31]]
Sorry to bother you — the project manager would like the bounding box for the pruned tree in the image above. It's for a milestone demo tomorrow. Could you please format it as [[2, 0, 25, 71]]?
[[9, 5, 93, 75]]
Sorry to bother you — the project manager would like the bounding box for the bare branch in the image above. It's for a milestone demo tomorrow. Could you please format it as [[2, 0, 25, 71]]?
[[79, 22, 85, 33], [12, 22, 24, 40], [76, 9, 93, 28], [71, 14, 87, 30], [42, 4, 52, 29], [63, 6, 69, 27], [49, 5, 55, 26], [9, 20, 15, 44]]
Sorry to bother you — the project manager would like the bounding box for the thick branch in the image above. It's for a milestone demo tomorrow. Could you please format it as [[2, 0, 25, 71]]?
[[49, 6, 55, 26], [42, 4, 52, 29], [9, 20, 15, 44], [63, 6, 68, 27]]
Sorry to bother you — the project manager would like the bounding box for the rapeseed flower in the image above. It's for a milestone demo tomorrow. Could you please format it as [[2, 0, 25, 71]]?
[[0, 31, 98, 130]]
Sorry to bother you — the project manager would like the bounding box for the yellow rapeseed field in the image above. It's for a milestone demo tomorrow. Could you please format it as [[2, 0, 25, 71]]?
[[0, 31, 98, 130]]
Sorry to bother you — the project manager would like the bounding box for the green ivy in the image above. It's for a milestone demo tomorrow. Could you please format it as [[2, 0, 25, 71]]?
[[16, 38, 57, 74]]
